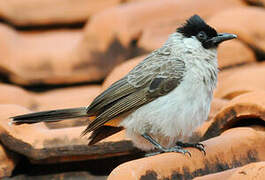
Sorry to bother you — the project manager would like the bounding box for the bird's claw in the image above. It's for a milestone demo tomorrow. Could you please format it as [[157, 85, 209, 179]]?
[[176, 141, 206, 156], [164, 146, 191, 157], [193, 143, 206, 155]]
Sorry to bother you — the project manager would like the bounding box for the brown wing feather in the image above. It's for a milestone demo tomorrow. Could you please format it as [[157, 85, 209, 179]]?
[[88, 126, 124, 145], [86, 50, 171, 115], [82, 90, 148, 135], [148, 77, 184, 98], [87, 77, 137, 115]]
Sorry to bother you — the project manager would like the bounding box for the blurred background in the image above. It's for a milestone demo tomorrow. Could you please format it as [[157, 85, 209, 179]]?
[[0, 0, 265, 179]]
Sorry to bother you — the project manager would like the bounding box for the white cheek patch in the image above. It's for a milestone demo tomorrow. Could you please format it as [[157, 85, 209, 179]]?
[[183, 37, 202, 49]]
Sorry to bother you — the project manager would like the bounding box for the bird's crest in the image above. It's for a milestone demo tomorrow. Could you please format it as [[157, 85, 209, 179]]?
[[177, 15, 217, 38]]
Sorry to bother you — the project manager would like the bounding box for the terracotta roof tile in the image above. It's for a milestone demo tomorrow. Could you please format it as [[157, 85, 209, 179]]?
[[0, 144, 18, 178], [0, 0, 264, 178], [0, 83, 36, 109], [244, 0, 265, 6], [0, 24, 129, 85], [108, 127, 265, 180], [228, 161, 265, 180], [194, 165, 238, 180], [208, 99, 229, 121], [0, 104, 137, 163], [0, 0, 124, 26], [195, 161, 265, 180], [0, 83, 101, 111], [84, 0, 245, 50], [0, 25, 94, 85], [0, 0, 247, 85], [33, 85, 101, 128], [11, 171, 108, 180], [0, 83, 101, 129], [34, 85, 101, 110], [208, 7, 265, 59], [204, 91, 265, 140], [215, 62, 265, 99], [217, 40, 256, 69]]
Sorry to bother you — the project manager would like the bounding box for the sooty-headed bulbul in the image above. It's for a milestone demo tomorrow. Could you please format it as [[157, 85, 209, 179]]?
[[11, 15, 237, 156]]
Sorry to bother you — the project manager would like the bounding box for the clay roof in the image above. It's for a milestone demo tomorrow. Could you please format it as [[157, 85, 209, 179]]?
[[0, 0, 264, 179]]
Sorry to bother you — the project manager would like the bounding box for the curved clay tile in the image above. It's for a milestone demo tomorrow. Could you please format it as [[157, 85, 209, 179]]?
[[108, 127, 265, 180], [228, 161, 265, 180], [84, 0, 245, 49], [195, 161, 265, 180], [33, 85, 101, 128], [0, 83, 36, 110], [216, 40, 255, 69], [194, 168, 238, 180], [0, 0, 122, 26], [34, 85, 101, 111], [215, 62, 265, 99], [208, 7, 265, 57], [0, 144, 17, 178], [0, 104, 136, 163], [203, 91, 265, 140]]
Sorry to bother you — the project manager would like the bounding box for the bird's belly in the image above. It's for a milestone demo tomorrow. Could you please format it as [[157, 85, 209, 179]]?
[[120, 80, 213, 150]]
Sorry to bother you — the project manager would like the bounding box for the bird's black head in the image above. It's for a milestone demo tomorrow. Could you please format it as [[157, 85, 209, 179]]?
[[177, 15, 236, 49]]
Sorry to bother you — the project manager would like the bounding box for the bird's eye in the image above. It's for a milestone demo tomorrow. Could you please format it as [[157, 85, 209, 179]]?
[[196, 31, 207, 41]]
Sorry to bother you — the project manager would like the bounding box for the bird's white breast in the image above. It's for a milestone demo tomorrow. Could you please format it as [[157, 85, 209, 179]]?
[[120, 68, 214, 150]]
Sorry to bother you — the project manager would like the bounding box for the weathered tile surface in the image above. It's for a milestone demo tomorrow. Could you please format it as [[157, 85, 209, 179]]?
[[244, 0, 265, 6], [0, 144, 18, 178], [204, 91, 265, 140], [108, 127, 265, 180], [0, 0, 264, 178], [0, 84, 36, 109], [0, 104, 138, 163], [208, 7, 265, 59], [215, 62, 265, 99], [0, 0, 123, 26], [34, 85, 101, 110], [195, 161, 265, 180]]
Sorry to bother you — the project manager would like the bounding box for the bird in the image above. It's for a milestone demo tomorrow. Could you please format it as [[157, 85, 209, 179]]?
[[11, 15, 237, 156]]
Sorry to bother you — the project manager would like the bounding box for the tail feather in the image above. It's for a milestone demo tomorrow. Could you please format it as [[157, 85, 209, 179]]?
[[11, 107, 87, 124]]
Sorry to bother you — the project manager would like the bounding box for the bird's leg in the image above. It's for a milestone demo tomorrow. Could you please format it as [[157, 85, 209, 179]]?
[[141, 133, 191, 157], [176, 141, 206, 155]]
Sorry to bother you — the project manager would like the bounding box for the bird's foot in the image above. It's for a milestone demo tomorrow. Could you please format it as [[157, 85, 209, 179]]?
[[145, 146, 191, 157], [176, 141, 206, 155]]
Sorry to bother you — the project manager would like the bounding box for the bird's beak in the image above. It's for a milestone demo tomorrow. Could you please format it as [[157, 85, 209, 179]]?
[[211, 33, 237, 45]]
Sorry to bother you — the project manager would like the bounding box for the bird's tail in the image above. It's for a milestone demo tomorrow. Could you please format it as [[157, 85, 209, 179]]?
[[11, 107, 87, 124]]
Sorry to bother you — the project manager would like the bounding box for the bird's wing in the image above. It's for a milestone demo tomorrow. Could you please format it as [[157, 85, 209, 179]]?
[[83, 46, 185, 136], [86, 51, 158, 115], [86, 77, 136, 115], [88, 126, 124, 145], [82, 89, 148, 135]]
